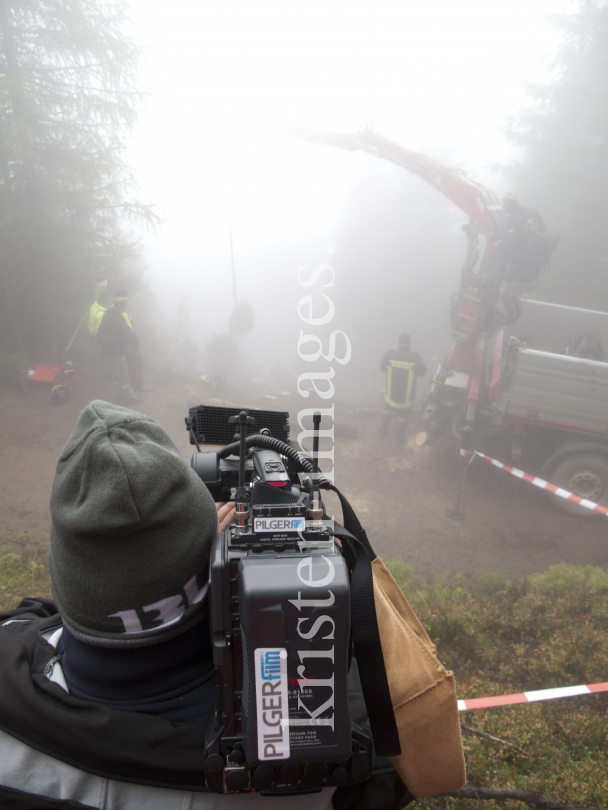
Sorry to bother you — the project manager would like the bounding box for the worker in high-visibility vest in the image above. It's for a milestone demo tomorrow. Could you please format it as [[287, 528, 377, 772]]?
[[379, 333, 426, 443], [97, 296, 141, 404], [88, 290, 110, 339]]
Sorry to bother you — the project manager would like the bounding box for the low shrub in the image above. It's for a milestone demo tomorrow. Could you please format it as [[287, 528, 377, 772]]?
[[385, 560, 608, 809], [0, 545, 51, 612]]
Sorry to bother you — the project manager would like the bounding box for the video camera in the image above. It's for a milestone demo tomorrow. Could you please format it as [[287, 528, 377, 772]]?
[[185, 404, 373, 796]]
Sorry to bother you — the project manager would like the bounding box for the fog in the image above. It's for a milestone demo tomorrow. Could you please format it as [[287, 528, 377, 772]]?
[[3, 0, 608, 622], [123, 0, 575, 395]]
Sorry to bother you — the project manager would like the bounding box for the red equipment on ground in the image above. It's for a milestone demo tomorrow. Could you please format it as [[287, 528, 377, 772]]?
[[21, 363, 79, 405]]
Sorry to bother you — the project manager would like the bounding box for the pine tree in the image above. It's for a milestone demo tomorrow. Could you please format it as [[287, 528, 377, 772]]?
[[505, 0, 608, 308], [0, 0, 151, 365]]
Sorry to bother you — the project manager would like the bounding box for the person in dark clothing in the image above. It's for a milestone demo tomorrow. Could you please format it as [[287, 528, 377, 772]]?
[[490, 195, 548, 326], [97, 296, 140, 403], [501, 194, 546, 281], [379, 334, 427, 443], [0, 402, 416, 810], [114, 287, 149, 392], [0, 403, 335, 808]]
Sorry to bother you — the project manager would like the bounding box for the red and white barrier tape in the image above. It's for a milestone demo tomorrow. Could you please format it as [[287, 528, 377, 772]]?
[[460, 449, 608, 517], [454, 449, 608, 708], [458, 681, 608, 711]]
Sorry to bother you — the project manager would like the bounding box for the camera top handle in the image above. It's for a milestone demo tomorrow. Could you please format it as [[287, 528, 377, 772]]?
[[216, 430, 329, 490], [227, 411, 256, 534]]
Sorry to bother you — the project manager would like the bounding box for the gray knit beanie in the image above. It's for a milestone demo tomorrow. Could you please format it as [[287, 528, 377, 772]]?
[[49, 400, 218, 647]]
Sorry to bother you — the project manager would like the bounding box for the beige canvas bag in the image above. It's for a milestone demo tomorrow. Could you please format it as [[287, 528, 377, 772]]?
[[372, 557, 466, 798]]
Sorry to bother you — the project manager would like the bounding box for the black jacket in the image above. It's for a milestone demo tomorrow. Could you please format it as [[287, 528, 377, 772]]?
[[504, 206, 546, 274], [0, 599, 414, 810], [96, 307, 134, 357]]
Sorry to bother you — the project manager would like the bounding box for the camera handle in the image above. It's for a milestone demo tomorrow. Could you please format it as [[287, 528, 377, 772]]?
[[184, 416, 201, 452], [217, 432, 327, 487], [308, 412, 324, 529], [228, 410, 256, 533]]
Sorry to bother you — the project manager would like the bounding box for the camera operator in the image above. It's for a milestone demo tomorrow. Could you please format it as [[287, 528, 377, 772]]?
[[0, 401, 337, 809]]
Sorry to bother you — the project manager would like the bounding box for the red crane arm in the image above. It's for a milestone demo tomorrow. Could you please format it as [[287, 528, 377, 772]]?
[[292, 126, 504, 235]]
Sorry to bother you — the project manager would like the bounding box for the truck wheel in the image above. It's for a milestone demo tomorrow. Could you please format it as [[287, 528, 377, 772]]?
[[548, 452, 608, 517]]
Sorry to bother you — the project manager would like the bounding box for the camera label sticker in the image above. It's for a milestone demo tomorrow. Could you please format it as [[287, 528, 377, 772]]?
[[255, 648, 290, 760], [254, 517, 306, 532]]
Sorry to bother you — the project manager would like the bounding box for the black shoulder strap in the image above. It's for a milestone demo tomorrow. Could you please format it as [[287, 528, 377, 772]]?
[[327, 484, 401, 758], [327, 485, 376, 560]]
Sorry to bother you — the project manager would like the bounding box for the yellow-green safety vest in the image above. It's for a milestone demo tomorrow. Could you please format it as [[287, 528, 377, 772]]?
[[385, 359, 415, 409], [88, 302, 107, 335]]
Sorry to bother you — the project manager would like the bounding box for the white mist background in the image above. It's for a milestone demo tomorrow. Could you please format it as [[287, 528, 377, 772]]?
[[123, 0, 575, 391]]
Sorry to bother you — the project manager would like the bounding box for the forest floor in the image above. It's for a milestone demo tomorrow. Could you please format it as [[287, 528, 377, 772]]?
[[1, 360, 607, 582]]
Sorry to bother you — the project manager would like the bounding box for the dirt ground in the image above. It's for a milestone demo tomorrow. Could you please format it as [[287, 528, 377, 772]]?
[[1, 361, 607, 582]]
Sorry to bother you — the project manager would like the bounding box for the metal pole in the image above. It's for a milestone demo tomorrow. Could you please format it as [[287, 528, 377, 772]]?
[[524, 300, 608, 318], [228, 210, 237, 307], [446, 426, 474, 521], [64, 310, 89, 354]]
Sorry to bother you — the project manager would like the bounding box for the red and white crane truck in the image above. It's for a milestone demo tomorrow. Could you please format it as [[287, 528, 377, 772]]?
[[295, 125, 608, 516]]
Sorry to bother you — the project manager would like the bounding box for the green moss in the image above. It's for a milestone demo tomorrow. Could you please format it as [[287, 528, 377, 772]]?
[[400, 564, 608, 808], [0, 546, 51, 612]]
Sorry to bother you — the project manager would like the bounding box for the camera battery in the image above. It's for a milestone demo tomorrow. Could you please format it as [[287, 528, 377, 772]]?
[[239, 551, 351, 767]]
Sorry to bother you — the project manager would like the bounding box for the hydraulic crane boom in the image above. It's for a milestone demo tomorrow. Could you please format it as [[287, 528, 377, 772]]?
[[296, 125, 561, 461], [293, 125, 508, 349], [293, 125, 504, 235], [293, 124, 513, 435]]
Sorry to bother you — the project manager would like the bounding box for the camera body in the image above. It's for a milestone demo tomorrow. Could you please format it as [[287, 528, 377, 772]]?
[[187, 406, 372, 795], [205, 513, 372, 794]]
